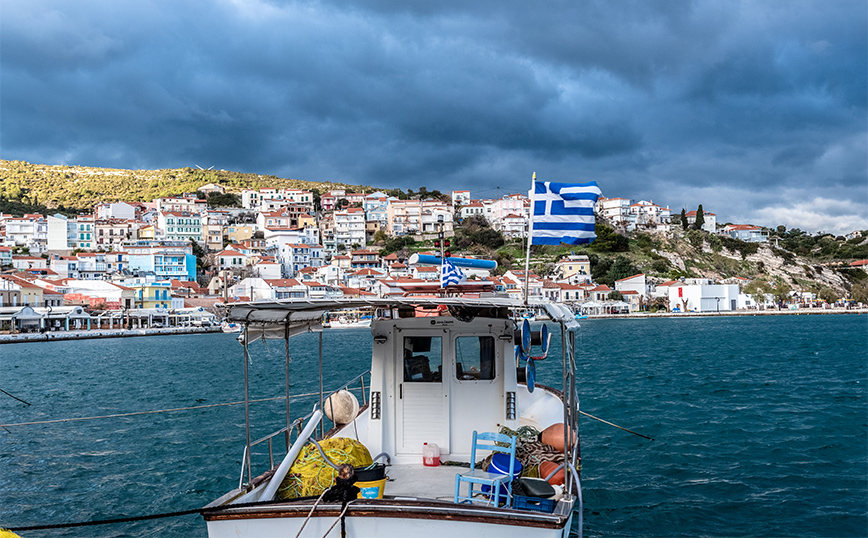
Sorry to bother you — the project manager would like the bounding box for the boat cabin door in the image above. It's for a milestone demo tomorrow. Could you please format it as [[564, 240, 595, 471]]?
[[395, 333, 450, 457]]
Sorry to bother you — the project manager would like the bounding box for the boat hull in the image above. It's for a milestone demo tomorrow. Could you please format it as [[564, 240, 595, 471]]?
[[205, 497, 575, 538]]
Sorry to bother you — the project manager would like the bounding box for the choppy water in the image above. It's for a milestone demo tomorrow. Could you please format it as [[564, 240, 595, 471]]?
[[1, 315, 866, 537]]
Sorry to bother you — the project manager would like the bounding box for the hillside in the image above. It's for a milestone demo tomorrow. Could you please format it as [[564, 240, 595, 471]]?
[[2, 160, 864, 301], [0, 160, 368, 214]]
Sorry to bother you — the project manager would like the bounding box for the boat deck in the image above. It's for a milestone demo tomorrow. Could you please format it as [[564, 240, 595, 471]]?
[[383, 462, 465, 501]]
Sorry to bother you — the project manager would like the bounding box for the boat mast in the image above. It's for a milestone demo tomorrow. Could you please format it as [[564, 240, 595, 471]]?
[[523, 172, 536, 306], [242, 322, 252, 485], [283, 320, 292, 450]]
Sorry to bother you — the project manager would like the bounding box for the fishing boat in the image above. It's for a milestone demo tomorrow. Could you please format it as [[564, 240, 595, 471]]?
[[220, 321, 243, 333], [203, 297, 583, 538], [326, 309, 374, 329]]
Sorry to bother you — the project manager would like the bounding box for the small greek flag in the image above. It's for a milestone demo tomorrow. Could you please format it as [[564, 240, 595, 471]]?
[[441, 258, 465, 287], [531, 180, 602, 245]]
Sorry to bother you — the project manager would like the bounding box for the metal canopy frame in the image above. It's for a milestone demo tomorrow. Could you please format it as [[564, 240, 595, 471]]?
[[226, 296, 581, 498]]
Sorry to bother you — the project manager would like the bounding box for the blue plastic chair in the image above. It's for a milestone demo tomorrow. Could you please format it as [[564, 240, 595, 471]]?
[[454, 431, 518, 507]]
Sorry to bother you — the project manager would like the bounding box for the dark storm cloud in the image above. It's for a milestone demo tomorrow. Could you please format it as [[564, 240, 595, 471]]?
[[1, 0, 865, 232]]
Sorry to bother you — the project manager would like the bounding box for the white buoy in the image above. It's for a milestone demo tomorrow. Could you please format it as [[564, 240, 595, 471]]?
[[324, 390, 360, 425]]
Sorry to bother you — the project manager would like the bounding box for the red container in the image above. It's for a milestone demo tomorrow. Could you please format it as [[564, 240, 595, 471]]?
[[423, 443, 440, 466]]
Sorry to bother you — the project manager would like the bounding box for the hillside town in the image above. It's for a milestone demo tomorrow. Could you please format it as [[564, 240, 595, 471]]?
[[0, 183, 864, 334]]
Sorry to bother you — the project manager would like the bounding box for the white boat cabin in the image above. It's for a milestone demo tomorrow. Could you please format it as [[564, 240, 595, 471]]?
[[347, 314, 518, 465]]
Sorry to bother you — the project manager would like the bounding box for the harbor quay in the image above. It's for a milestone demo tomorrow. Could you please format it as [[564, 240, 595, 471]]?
[[584, 306, 868, 319], [0, 325, 221, 344], [0, 306, 863, 344]]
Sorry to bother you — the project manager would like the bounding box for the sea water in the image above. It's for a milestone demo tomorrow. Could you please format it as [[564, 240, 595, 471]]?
[[1, 315, 865, 537]]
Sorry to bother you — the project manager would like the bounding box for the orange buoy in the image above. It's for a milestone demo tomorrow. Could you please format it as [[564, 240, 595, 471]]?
[[539, 460, 565, 485], [540, 423, 575, 451]]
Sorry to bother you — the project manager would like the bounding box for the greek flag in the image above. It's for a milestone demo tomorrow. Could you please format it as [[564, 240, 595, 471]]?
[[441, 258, 465, 287], [531, 180, 602, 245]]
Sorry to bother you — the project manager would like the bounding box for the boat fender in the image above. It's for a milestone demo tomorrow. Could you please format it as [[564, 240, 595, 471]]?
[[324, 390, 360, 425], [551, 484, 564, 501], [539, 461, 565, 486], [539, 423, 576, 451]]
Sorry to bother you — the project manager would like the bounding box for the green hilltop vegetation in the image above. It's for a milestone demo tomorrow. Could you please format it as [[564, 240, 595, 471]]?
[[0, 159, 371, 215]]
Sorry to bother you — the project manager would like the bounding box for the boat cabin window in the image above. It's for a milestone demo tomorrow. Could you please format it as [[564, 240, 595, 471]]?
[[455, 336, 496, 381], [403, 336, 442, 382]]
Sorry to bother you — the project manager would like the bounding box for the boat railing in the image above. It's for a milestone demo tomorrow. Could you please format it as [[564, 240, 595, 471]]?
[[238, 414, 311, 489], [318, 370, 370, 436], [237, 369, 371, 488]]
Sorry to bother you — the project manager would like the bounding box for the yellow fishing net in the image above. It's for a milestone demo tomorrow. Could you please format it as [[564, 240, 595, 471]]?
[[1, 529, 22, 538], [277, 437, 373, 499]]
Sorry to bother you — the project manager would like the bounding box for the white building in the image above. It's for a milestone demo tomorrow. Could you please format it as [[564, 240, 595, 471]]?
[[722, 224, 769, 243], [614, 273, 648, 298], [386, 199, 453, 237], [596, 197, 633, 226], [451, 190, 471, 207], [241, 188, 314, 212], [495, 213, 527, 239], [460, 201, 486, 221], [273, 243, 325, 278], [334, 207, 367, 250], [684, 210, 717, 233], [251, 260, 283, 280], [5, 214, 47, 250], [363, 193, 392, 226], [669, 283, 739, 313], [47, 214, 77, 251], [628, 201, 671, 231], [95, 202, 136, 220], [154, 196, 206, 214], [486, 195, 528, 229], [157, 212, 203, 243], [75, 216, 95, 250], [216, 249, 248, 270]]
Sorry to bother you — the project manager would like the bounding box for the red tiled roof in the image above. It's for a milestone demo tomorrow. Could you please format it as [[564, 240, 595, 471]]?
[[264, 278, 301, 287]]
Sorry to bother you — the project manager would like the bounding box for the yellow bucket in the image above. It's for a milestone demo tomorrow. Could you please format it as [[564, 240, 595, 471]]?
[[357, 478, 386, 499]]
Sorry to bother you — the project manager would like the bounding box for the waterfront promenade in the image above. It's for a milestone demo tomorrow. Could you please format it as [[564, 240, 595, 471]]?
[[0, 325, 221, 344], [586, 306, 867, 320], [1, 307, 863, 344]]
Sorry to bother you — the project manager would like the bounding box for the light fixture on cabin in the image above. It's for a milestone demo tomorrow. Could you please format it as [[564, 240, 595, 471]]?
[[373, 335, 387, 344]]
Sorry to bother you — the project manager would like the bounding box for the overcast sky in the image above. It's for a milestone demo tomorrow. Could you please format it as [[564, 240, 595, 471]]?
[[2, 0, 866, 234]]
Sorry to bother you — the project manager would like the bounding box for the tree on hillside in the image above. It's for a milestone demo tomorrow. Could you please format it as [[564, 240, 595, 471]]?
[[744, 280, 771, 308], [455, 215, 503, 249], [852, 281, 868, 304], [772, 282, 792, 309], [207, 192, 241, 208], [606, 256, 640, 284], [608, 290, 624, 301], [190, 239, 206, 273], [685, 229, 704, 249], [589, 254, 612, 284], [694, 205, 705, 230], [818, 287, 838, 304], [651, 258, 670, 274], [381, 236, 416, 255], [590, 223, 629, 252], [680, 208, 688, 230]]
